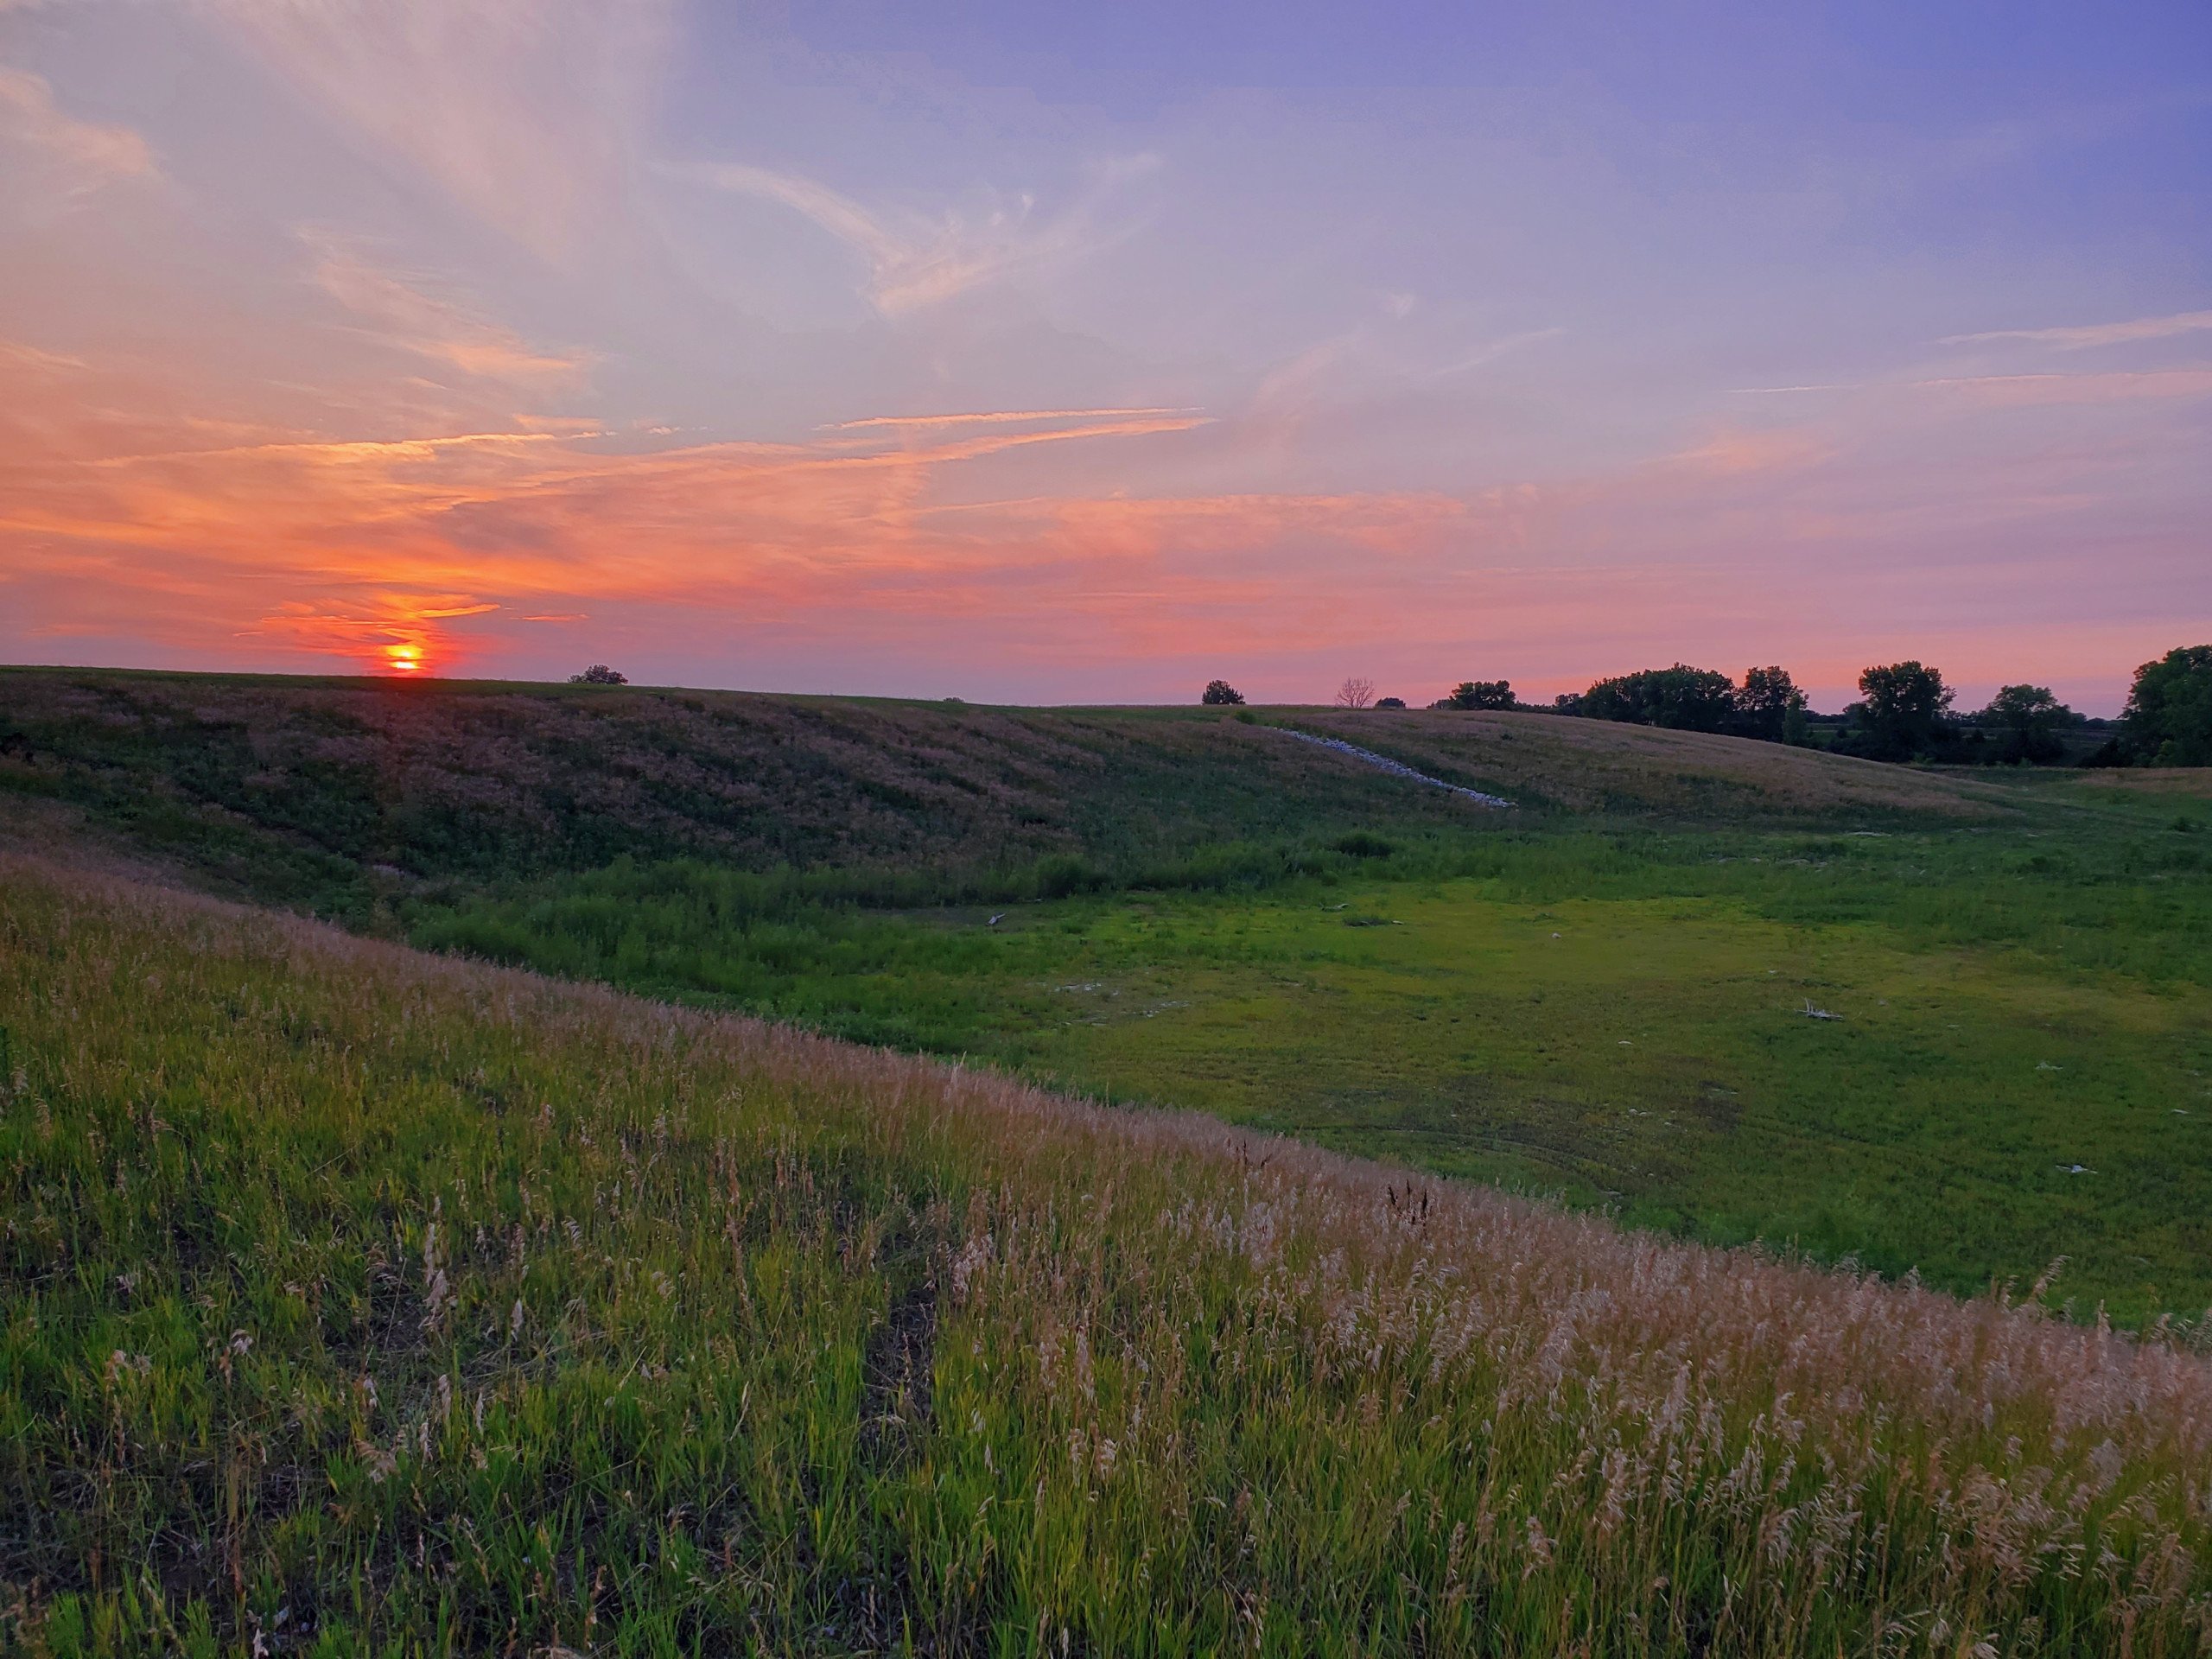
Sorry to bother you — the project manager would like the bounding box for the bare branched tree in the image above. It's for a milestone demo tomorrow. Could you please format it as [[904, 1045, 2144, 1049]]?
[[1335, 676, 1376, 709]]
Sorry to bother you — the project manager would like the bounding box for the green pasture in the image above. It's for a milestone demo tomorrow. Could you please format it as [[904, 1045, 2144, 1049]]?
[[410, 782, 2212, 1322]]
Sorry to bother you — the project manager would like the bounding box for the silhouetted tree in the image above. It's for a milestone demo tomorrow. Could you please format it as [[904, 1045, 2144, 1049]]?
[[1336, 677, 1376, 709], [1851, 662, 1953, 760], [1735, 665, 1808, 743], [1375, 696, 1407, 709], [569, 664, 627, 685], [1974, 683, 2075, 765], [2120, 645, 2212, 766], [1201, 678, 1246, 706], [1580, 664, 1737, 732], [1445, 679, 1516, 710]]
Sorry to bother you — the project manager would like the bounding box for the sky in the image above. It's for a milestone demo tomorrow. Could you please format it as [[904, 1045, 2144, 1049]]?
[[1, 1, 2207, 712]]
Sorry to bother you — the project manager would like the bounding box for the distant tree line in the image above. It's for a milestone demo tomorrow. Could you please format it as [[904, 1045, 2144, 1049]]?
[[1544, 646, 2210, 766], [1534, 659, 2094, 765], [1197, 642, 2212, 768], [1543, 663, 1814, 745]]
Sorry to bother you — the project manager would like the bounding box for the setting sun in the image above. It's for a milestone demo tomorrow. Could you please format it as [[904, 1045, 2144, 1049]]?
[[384, 644, 423, 674]]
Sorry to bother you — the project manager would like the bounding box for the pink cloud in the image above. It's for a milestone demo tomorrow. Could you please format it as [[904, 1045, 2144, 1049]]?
[[0, 67, 158, 189]]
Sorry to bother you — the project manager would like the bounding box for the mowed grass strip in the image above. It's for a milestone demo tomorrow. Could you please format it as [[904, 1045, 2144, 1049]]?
[[4, 860, 2211, 1656]]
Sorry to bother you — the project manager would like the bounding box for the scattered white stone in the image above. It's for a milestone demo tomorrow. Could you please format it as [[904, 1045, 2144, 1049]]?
[[1276, 728, 1515, 807]]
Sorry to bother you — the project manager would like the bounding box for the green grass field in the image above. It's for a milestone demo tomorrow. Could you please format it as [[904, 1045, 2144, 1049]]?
[[408, 795, 2212, 1323], [6, 859, 2211, 1656], [5, 671, 2209, 1321], [13, 668, 2212, 1336]]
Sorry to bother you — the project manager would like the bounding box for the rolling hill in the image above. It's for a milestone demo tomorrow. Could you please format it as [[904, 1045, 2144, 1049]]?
[[0, 667, 2003, 913], [4, 667, 2207, 1322]]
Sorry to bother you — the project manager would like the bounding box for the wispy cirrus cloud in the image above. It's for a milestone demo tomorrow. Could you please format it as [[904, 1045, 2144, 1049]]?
[[0, 338, 89, 374], [200, 0, 669, 256], [1664, 427, 1834, 476], [1422, 326, 1568, 381], [1939, 310, 2212, 351], [1914, 369, 2212, 406], [681, 154, 1158, 314], [0, 64, 158, 189], [824, 407, 1198, 432], [306, 237, 591, 393]]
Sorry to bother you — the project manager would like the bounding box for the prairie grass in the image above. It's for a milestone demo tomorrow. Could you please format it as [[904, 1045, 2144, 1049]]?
[[404, 808, 2212, 1320], [4, 857, 2211, 1655]]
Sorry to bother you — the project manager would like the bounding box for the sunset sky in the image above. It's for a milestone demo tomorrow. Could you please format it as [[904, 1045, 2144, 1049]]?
[[2, 2, 2206, 710]]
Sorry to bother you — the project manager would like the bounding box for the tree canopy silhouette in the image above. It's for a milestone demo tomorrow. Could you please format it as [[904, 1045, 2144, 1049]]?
[[1974, 684, 2074, 765], [1443, 679, 1515, 710], [2121, 645, 2212, 766], [1579, 664, 1737, 732], [1850, 662, 1953, 760], [1735, 665, 1808, 743]]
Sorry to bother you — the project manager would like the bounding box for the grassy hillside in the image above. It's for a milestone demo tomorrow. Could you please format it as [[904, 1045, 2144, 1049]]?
[[0, 667, 2000, 916], [0, 668, 1487, 912], [4, 856, 2209, 1656], [4, 668, 2208, 1320]]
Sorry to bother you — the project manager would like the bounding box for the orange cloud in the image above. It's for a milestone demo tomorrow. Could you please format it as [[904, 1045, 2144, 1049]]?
[[4, 320, 2201, 709], [0, 365, 1444, 674]]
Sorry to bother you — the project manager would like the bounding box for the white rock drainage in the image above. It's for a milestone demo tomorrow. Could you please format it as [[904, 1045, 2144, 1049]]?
[[1276, 728, 1515, 808]]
